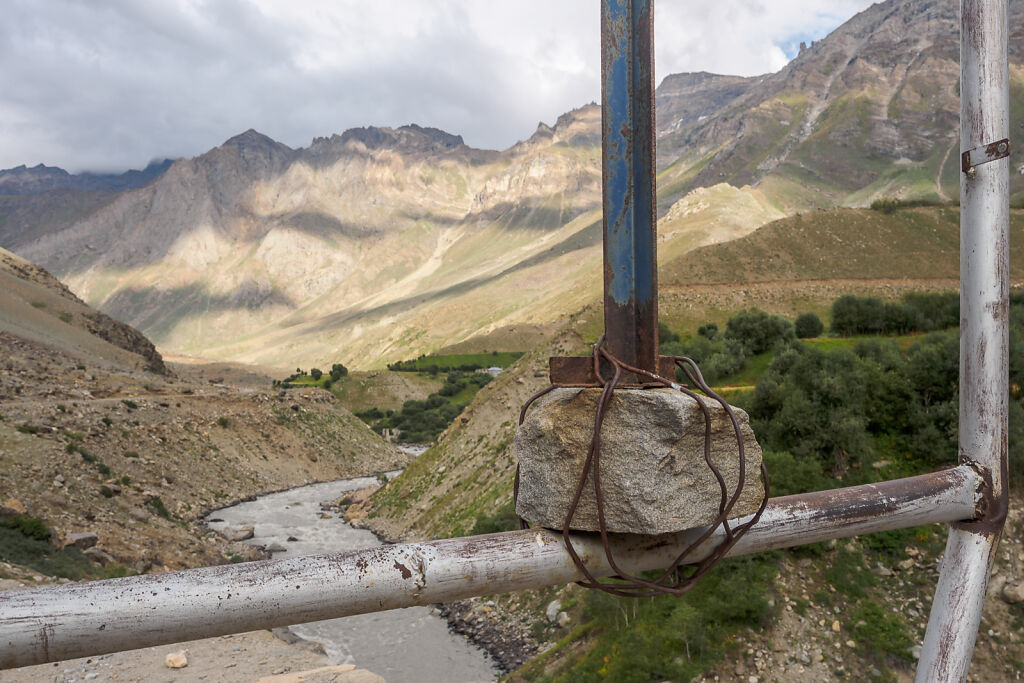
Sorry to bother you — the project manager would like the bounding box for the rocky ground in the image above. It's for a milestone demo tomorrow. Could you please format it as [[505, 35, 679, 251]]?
[[2, 626, 384, 683], [0, 332, 408, 572]]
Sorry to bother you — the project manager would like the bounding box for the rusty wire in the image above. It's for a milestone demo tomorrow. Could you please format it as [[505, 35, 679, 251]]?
[[516, 337, 770, 597]]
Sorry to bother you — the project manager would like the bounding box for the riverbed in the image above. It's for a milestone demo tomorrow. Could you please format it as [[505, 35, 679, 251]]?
[[204, 474, 498, 683]]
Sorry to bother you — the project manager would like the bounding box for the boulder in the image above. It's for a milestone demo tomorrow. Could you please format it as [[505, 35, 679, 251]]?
[[0, 499, 27, 517], [164, 650, 188, 669], [83, 547, 115, 566], [221, 524, 255, 542], [1002, 582, 1024, 604], [64, 532, 99, 550], [515, 387, 764, 534]]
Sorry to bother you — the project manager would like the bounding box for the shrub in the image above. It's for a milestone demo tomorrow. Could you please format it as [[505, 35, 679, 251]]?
[[123, 450, 139, 458], [724, 309, 795, 355], [870, 197, 901, 214], [147, 497, 172, 519], [15, 423, 38, 434], [217, 416, 230, 428], [794, 312, 824, 339], [473, 502, 520, 534], [329, 363, 348, 381], [97, 463, 111, 477], [80, 449, 97, 463], [121, 399, 138, 410], [697, 322, 719, 339], [1, 514, 51, 541]]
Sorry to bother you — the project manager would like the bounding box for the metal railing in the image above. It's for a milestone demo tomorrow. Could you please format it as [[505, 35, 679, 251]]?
[[0, 1, 1010, 680]]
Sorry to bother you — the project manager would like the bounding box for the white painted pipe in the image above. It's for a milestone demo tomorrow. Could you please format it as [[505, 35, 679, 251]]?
[[917, 1, 1010, 680], [1, 466, 980, 670]]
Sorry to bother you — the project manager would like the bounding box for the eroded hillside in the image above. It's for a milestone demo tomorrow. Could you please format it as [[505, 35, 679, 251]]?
[[0, 250, 407, 579]]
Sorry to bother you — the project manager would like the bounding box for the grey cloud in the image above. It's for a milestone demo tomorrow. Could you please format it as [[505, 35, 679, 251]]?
[[0, 0, 873, 172]]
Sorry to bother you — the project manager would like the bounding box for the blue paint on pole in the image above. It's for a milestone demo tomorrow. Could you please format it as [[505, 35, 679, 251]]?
[[601, 0, 657, 371]]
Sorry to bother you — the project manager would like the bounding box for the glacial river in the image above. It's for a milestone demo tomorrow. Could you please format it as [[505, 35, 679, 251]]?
[[204, 472, 498, 683]]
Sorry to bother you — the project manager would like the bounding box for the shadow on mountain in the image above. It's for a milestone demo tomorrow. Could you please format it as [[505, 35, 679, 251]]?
[[100, 282, 298, 344], [303, 215, 603, 333], [466, 203, 598, 231]]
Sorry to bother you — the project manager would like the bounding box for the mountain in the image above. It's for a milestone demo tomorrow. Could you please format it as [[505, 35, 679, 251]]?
[[0, 247, 407, 579], [0, 159, 173, 195], [5, 105, 779, 369], [4, 0, 1020, 372], [657, 0, 1024, 210]]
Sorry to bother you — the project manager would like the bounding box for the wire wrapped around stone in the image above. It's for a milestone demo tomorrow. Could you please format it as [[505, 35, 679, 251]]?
[[514, 337, 770, 597]]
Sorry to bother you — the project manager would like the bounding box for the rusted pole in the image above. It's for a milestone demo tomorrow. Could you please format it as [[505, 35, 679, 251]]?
[[916, 1, 1010, 680], [601, 0, 658, 374], [1, 467, 981, 670]]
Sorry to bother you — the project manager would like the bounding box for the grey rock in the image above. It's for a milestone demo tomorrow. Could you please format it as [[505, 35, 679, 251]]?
[[545, 600, 562, 623], [515, 388, 765, 533], [1002, 582, 1024, 604], [221, 524, 255, 542], [127, 507, 150, 522], [64, 532, 99, 550], [556, 611, 571, 628], [83, 547, 115, 566]]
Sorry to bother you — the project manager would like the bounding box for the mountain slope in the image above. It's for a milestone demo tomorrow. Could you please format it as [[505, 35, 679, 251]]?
[[0, 250, 407, 578], [6, 0, 1020, 372], [657, 0, 1024, 210]]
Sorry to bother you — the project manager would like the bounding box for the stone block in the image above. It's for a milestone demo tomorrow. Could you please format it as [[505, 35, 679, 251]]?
[[515, 387, 764, 534]]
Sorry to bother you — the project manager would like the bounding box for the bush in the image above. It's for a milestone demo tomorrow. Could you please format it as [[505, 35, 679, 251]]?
[[762, 451, 829, 496], [15, 423, 38, 434], [1, 514, 51, 541], [217, 416, 230, 428], [473, 502, 520, 534], [329, 363, 348, 381], [658, 321, 680, 345], [121, 399, 138, 410], [147, 497, 172, 520], [724, 309, 795, 355], [794, 312, 824, 339]]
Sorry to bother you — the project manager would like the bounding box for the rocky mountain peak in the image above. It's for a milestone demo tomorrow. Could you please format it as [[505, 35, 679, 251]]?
[[220, 129, 295, 157], [0, 160, 173, 195], [332, 124, 464, 154]]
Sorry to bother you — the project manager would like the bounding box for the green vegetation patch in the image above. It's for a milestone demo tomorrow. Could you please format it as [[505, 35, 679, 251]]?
[[357, 370, 493, 443], [520, 555, 779, 682], [387, 351, 524, 373], [0, 515, 123, 580]]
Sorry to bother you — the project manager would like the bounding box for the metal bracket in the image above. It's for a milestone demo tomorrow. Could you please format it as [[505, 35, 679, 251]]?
[[961, 138, 1010, 175]]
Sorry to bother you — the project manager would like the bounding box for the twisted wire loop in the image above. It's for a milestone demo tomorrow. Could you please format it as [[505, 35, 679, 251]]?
[[515, 337, 770, 597]]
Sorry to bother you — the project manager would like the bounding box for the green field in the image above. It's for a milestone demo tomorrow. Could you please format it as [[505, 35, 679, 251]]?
[[387, 351, 524, 372]]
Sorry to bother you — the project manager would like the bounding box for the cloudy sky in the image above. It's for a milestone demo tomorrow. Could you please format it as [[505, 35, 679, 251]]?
[[1, 0, 876, 172]]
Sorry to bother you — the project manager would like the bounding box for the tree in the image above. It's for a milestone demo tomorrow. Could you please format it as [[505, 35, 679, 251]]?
[[724, 309, 795, 355], [330, 363, 348, 381], [310, 368, 323, 381], [795, 312, 824, 339]]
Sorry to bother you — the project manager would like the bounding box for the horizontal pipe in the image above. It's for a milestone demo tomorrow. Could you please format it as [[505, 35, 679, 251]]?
[[0, 466, 981, 670]]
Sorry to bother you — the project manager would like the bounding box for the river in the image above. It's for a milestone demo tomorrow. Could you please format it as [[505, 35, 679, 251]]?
[[204, 472, 498, 683]]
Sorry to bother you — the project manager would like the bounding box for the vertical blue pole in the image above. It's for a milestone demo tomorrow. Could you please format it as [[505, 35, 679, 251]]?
[[601, 0, 658, 373]]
